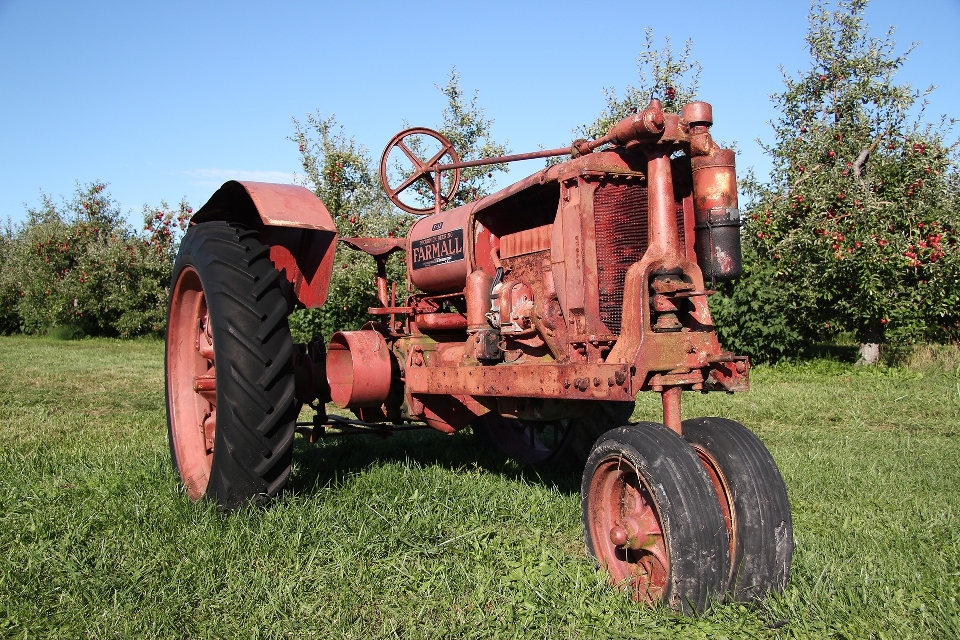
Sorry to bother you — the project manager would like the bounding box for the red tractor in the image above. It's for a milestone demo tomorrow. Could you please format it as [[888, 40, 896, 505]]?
[[165, 98, 792, 612]]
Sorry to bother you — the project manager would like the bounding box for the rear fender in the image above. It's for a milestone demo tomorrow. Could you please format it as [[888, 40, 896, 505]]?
[[192, 180, 337, 308]]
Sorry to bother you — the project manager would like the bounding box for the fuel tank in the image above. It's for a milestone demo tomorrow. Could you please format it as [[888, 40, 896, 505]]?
[[407, 206, 473, 293], [692, 150, 742, 282]]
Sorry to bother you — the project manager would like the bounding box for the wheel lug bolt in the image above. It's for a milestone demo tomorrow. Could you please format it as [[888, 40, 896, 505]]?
[[610, 525, 628, 547]]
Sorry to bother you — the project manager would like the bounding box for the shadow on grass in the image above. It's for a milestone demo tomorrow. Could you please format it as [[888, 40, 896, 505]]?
[[285, 340, 956, 502], [807, 343, 859, 361], [288, 426, 584, 498]]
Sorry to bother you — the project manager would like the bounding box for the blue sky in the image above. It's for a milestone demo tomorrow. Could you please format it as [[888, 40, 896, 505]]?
[[1, 0, 958, 225]]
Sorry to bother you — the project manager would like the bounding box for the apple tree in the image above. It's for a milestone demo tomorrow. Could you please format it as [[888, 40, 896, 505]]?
[[739, 0, 960, 363], [578, 28, 702, 140]]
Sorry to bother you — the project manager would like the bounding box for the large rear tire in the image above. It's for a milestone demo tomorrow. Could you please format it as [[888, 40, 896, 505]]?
[[681, 417, 793, 601], [582, 423, 729, 613], [165, 222, 296, 509]]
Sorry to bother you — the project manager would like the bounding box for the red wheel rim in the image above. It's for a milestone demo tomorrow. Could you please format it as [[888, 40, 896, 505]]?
[[167, 266, 217, 500], [694, 447, 736, 564], [586, 456, 669, 603]]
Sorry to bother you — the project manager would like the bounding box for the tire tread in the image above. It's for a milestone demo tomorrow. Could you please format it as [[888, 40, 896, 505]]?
[[166, 221, 296, 509], [681, 417, 793, 601]]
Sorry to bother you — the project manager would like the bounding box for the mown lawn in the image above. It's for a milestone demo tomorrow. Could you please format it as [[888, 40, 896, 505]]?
[[1, 335, 958, 639]]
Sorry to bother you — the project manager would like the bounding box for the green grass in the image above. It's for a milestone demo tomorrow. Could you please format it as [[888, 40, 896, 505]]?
[[1, 335, 958, 638]]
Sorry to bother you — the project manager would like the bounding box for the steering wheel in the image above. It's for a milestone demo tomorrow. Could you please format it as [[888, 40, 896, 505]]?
[[379, 127, 461, 215]]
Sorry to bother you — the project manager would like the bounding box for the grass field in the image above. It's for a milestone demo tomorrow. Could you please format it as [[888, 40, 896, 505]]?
[[1, 335, 958, 639]]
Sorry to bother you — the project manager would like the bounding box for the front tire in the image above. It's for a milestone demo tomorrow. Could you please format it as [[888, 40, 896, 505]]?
[[165, 222, 296, 509], [681, 417, 793, 601], [582, 423, 729, 613]]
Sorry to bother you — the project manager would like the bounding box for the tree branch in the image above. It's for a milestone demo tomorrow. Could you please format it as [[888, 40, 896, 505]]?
[[852, 127, 892, 187]]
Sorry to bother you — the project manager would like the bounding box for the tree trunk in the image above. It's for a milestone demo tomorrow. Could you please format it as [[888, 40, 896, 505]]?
[[856, 327, 882, 366]]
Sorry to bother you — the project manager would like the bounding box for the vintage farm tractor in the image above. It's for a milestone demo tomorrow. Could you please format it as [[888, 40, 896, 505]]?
[[165, 98, 793, 612]]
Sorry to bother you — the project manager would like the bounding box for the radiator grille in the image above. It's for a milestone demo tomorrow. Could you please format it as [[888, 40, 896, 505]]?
[[593, 182, 685, 334]]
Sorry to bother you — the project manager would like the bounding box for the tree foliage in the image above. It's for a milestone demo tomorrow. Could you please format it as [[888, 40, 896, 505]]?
[[738, 0, 960, 360], [579, 28, 702, 141], [288, 113, 411, 341], [0, 182, 189, 337], [392, 68, 511, 210], [434, 68, 510, 206], [288, 71, 509, 341]]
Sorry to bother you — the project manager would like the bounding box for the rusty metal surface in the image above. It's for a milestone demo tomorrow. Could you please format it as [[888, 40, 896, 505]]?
[[264, 227, 337, 309], [405, 363, 633, 400], [691, 149, 742, 281], [661, 387, 683, 434], [407, 206, 472, 293], [326, 331, 394, 408], [703, 359, 749, 392], [500, 224, 553, 259], [407, 393, 489, 433], [379, 128, 461, 215], [415, 312, 467, 332], [643, 148, 684, 263], [465, 269, 493, 331], [317, 98, 749, 434], [438, 146, 572, 171], [680, 101, 713, 126], [166, 265, 215, 500], [573, 100, 666, 156], [594, 180, 648, 334], [193, 180, 336, 231], [585, 454, 669, 604], [340, 237, 407, 256], [192, 180, 338, 309]]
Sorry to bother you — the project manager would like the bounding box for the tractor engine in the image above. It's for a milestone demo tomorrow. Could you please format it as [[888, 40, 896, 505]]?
[[320, 99, 747, 437]]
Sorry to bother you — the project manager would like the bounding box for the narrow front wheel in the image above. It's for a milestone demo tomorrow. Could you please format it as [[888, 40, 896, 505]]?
[[582, 423, 729, 613], [681, 417, 793, 601]]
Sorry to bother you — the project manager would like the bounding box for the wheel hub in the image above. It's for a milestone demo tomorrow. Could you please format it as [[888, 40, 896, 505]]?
[[167, 266, 218, 500], [589, 457, 669, 603]]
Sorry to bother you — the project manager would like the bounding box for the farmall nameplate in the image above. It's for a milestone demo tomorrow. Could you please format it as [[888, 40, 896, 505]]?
[[411, 229, 464, 270]]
